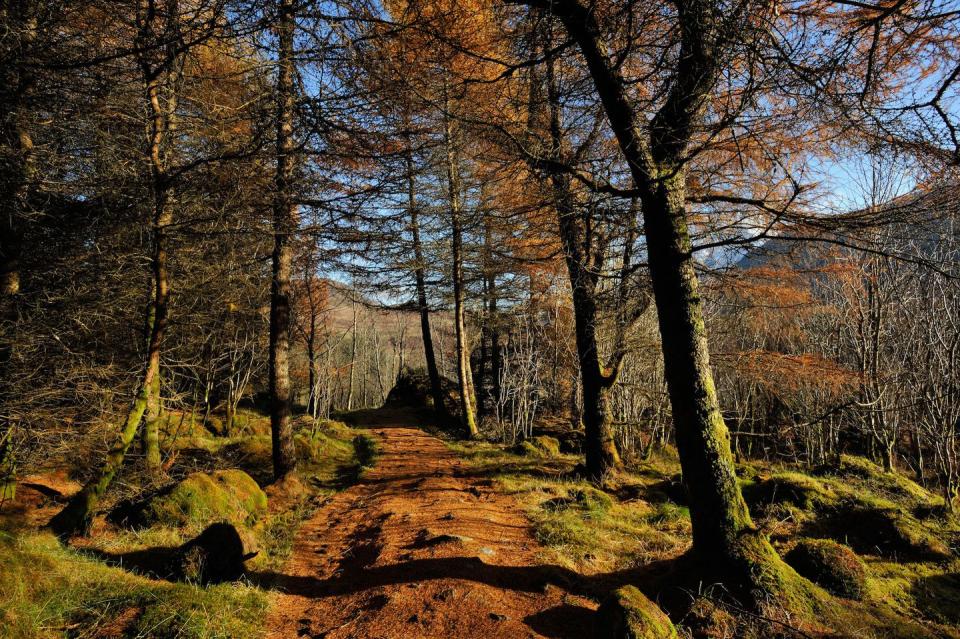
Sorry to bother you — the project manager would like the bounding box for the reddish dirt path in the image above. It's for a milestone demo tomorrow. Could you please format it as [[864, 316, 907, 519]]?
[[264, 412, 597, 639]]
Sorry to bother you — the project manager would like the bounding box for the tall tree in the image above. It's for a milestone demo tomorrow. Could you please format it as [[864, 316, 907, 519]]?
[[51, 0, 195, 534], [507, 0, 817, 604], [404, 129, 445, 415], [443, 85, 479, 437], [268, 0, 298, 479]]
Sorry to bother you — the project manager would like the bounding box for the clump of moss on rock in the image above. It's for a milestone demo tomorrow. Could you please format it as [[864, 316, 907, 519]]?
[[572, 486, 614, 513], [513, 435, 562, 458], [542, 485, 614, 517], [141, 470, 267, 531], [816, 500, 950, 560], [744, 472, 836, 512], [820, 455, 939, 507], [176, 522, 257, 584], [785, 539, 868, 600], [596, 585, 677, 639]]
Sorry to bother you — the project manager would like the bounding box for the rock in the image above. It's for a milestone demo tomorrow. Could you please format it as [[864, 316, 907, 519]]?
[[571, 486, 614, 513], [513, 435, 562, 458], [596, 586, 677, 639], [176, 522, 255, 584], [489, 612, 508, 621], [139, 469, 267, 530], [744, 472, 836, 511], [785, 539, 868, 599], [818, 502, 951, 560]]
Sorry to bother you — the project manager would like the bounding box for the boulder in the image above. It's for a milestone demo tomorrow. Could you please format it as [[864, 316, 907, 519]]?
[[744, 472, 836, 512], [785, 539, 868, 600], [138, 469, 267, 530], [176, 522, 257, 584], [513, 435, 561, 458], [384, 366, 459, 415], [596, 586, 677, 639]]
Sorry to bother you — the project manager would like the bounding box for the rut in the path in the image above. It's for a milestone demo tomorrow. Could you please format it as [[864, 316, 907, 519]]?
[[263, 413, 598, 639]]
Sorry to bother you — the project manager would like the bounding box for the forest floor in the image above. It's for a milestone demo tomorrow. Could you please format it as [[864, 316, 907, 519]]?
[[263, 408, 597, 639]]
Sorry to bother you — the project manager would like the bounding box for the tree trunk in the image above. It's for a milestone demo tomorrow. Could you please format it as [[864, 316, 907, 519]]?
[[347, 299, 357, 410], [529, 0, 815, 605], [542, 47, 620, 477], [51, 8, 174, 531], [404, 142, 446, 416], [443, 94, 478, 438], [268, 0, 297, 480], [140, 290, 161, 471], [143, 370, 161, 471], [307, 308, 318, 417], [489, 276, 502, 413]]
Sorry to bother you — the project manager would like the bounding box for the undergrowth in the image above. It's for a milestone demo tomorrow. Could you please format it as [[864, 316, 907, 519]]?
[[448, 437, 960, 638], [0, 409, 377, 638]]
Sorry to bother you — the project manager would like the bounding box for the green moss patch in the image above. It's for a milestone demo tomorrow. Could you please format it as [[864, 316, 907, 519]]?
[[744, 472, 837, 511], [597, 585, 678, 639], [785, 539, 868, 599], [140, 470, 267, 532], [813, 500, 951, 561], [513, 435, 562, 458]]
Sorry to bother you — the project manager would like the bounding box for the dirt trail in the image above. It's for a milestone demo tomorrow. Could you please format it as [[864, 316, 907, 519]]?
[[264, 411, 597, 639]]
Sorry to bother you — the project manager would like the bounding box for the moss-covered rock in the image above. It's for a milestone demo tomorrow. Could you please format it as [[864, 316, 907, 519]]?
[[744, 472, 836, 511], [785, 539, 867, 599], [384, 366, 460, 415], [176, 522, 255, 584], [531, 435, 561, 457], [141, 470, 267, 530], [596, 585, 677, 639], [229, 435, 271, 463], [572, 486, 614, 513], [821, 455, 939, 507], [681, 598, 736, 639], [816, 501, 950, 560], [513, 435, 562, 458]]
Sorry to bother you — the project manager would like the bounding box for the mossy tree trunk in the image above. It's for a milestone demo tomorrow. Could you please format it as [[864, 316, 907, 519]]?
[[443, 88, 478, 438], [540, 41, 621, 478], [140, 296, 161, 472], [520, 0, 815, 605], [268, 0, 298, 480], [143, 370, 162, 471], [51, 2, 178, 532]]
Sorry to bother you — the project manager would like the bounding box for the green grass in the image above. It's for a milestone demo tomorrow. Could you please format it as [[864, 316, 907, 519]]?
[[446, 440, 960, 638], [446, 439, 689, 573], [0, 412, 378, 638], [0, 531, 268, 639]]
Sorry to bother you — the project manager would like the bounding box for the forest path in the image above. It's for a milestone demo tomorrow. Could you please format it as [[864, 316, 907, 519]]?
[[263, 409, 597, 639]]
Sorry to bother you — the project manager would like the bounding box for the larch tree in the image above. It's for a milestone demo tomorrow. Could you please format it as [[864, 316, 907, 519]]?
[[51, 0, 229, 535], [268, 0, 299, 480], [502, 0, 960, 608]]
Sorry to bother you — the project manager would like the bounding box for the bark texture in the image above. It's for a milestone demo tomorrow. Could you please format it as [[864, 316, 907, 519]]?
[[406, 143, 445, 415]]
